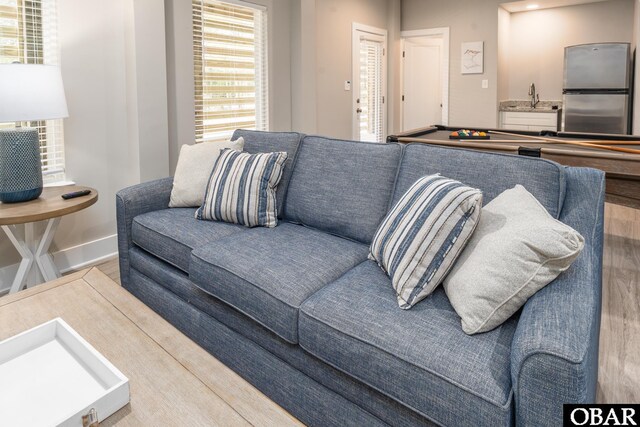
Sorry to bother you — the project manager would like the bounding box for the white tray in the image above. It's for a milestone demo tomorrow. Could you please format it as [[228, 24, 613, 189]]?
[[0, 318, 130, 427]]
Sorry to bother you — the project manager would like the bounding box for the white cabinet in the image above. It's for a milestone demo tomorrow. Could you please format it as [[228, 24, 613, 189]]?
[[499, 111, 559, 132]]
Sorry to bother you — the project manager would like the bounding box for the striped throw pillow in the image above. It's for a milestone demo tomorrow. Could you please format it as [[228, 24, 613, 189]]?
[[369, 174, 483, 309], [196, 149, 288, 228]]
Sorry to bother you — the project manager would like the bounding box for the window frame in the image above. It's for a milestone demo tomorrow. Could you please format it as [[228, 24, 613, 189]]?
[[192, 0, 269, 143]]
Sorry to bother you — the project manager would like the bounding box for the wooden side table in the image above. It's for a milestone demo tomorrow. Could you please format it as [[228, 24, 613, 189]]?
[[0, 185, 98, 294]]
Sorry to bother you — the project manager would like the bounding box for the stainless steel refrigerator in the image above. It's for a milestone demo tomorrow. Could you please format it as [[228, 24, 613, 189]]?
[[562, 43, 633, 134]]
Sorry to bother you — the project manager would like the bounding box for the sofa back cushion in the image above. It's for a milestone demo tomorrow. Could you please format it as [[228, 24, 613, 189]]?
[[232, 129, 303, 217], [285, 136, 403, 243], [393, 144, 566, 218]]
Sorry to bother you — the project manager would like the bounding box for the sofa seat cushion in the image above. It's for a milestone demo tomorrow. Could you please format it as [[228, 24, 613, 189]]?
[[299, 260, 516, 426], [190, 222, 369, 344], [132, 208, 246, 272]]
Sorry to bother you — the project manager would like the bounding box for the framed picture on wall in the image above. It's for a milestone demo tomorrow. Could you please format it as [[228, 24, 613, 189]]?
[[461, 41, 483, 74]]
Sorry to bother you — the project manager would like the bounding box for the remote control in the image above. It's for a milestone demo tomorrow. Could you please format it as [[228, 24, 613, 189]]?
[[61, 189, 91, 200]]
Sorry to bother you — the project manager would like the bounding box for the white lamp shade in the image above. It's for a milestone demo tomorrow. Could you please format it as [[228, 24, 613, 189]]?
[[0, 64, 68, 122]]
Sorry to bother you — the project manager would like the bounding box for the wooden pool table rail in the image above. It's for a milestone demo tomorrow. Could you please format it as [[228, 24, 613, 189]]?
[[391, 127, 640, 210]]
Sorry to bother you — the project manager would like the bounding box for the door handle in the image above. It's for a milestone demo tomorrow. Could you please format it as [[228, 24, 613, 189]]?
[[356, 108, 363, 113]]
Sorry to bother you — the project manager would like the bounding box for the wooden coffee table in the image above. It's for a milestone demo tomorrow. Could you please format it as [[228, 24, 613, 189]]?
[[0, 268, 301, 426]]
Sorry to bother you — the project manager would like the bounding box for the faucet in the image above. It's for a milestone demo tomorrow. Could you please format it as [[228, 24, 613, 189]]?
[[528, 83, 540, 108]]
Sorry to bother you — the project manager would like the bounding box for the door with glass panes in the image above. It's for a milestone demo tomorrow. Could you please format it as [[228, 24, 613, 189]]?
[[352, 24, 387, 143]]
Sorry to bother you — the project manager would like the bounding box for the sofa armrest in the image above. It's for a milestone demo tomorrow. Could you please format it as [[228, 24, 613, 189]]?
[[510, 167, 605, 426], [116, 177, 173, 286]]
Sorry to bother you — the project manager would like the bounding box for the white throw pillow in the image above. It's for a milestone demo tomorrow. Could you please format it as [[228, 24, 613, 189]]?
[[444, 184, 585, 335], [169, 137, 244, 208]]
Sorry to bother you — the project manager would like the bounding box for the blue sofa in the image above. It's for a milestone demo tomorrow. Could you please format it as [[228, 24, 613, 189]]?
[[116, 130, 604, 426]]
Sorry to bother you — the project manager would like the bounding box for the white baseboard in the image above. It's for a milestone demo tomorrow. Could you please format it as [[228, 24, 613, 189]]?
[[0, 234, 118, 295], [53, 234, 118, 274]]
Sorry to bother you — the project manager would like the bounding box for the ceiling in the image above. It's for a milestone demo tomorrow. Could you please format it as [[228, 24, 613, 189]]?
[[501, 0, 614, 13]]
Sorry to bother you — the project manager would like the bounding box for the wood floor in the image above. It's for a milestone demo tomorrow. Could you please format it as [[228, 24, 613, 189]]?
[[94, 202, 640, 405], [597, 203, 640, 403], [96, 257, 121, 285]]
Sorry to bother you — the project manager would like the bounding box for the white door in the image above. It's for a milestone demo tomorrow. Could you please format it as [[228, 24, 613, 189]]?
[[353, 24, 387, 142], [403, 37, 443, 131]]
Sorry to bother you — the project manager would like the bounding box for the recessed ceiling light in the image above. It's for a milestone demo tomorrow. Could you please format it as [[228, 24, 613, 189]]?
[[526, 4, 540, 9]]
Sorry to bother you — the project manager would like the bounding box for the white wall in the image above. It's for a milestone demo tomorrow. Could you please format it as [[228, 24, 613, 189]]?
[[57, 0, 168, 249], [507, 1, 635, 101], [314, 0, 395, 139], [497, 7, 510, 104], [165, 0, 194, 175], [402, 0, 502, 128], [289, 0, 400, 139], [634, 0, 640, 134], [57, 0, 139, 258], [132, 0, 170, 182], [290, 0, 317, 134], [386, 0, 402, 135], [0, 0, 169, 289]]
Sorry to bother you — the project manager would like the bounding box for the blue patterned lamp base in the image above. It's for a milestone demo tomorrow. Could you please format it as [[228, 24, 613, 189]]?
[[0, 128, 43, 203]]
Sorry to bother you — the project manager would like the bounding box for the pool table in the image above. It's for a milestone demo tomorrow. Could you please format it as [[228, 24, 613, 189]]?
[[388, 125, 640, 209]]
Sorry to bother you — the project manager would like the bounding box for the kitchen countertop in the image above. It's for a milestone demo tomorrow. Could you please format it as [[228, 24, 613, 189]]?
[[499, 100, 562, 113]]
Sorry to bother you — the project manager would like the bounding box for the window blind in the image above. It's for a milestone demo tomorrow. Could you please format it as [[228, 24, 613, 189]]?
[[192, 0, 268, 143], [358, 37, 384, 143], [0, 0, 64, 183]]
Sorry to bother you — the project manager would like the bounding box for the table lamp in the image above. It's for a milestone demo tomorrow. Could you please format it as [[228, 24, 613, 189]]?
[[0, 64, 68, 203]]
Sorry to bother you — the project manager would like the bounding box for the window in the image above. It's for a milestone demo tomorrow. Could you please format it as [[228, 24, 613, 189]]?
[[0, 0, 64, 183], [358, 37, 385, 142], [192, 0, 268, 143]]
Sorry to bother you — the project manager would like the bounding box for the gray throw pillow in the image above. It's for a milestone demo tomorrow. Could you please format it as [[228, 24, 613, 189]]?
[[369, 174, 483, 309], [444, 184, 584, 335]]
